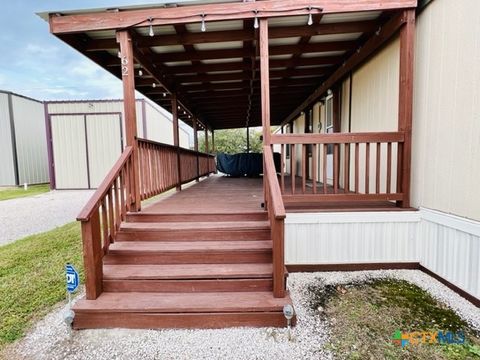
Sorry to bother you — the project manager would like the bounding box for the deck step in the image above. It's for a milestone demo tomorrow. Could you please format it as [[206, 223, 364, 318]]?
[[126, 212, 268, 223], [102, 264, 273, 292], [116, 221, 271, 241], [73, 291, 293, 329], [104, 240, 272, 265]]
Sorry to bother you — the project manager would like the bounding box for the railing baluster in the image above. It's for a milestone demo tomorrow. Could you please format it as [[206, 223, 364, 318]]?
[[312, 144, 317, 194], [387, 142, 392, 194], [355, 143, 359, 193], [302, 144, 306, 194], [333, 143, 339, 194], [291, 144, 296, 195], [344, 143, 350, 193], [107, 187, 115, 243], [280, 144, 285, 194], [365, 142, 370, 194], [323, 144, 327, 194], [100, 198, 109, 254], [113, 177, 121, 231], [376, 142, 381, 194]]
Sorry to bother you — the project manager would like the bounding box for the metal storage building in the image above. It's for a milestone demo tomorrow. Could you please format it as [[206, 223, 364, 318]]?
[[0, 90, 49, 186], [46, 99, 190, 189]]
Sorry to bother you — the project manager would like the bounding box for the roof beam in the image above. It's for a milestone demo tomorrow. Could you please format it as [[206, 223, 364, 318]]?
[[281, 11, 410, 125], [49, 0, 416, 34]]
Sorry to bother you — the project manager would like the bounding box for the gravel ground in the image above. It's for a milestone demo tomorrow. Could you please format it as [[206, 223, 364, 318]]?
[[0, 190, 94, 246], [3, 270, 480, 360]]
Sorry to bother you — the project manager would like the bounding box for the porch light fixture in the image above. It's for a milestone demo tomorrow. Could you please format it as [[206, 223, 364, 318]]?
[[152, 83, 157, 88], [253, 10, 259, 29], [138, 69, 143, 76], [200, 14, 207, 32], [148, 17, 155, 37], [307, 7, 313, 26], [163, 92, 167, 97]]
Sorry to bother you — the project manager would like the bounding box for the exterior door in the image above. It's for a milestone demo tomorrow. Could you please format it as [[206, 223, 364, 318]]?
[[325, 95, 334, 184]]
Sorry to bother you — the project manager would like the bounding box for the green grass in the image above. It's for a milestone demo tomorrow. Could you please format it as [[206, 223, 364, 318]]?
[[0, 222, 83, 351], [0, 184, 50, 201], [308, 279, 480, 359]]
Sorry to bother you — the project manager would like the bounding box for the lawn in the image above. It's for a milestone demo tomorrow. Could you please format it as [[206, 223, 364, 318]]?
[[308, 278, 480, 359], [0, 184, 50, 201], [0, 222, 83, 351]]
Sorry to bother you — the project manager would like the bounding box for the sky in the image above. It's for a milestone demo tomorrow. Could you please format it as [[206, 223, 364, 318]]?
[[0, 0, 190, 101]]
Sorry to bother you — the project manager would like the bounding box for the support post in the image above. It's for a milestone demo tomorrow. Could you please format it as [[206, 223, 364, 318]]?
[[397, 9, 415, 208], [205, 127, 210, 176], [116, 30, 140, 211], [212, 129, 215, 153], [260, 19, 271, 146], [246, 127, 250, 153], [81, 213, 102, 300], [171, 94, 182, 191], [193, 119, 199, 182]]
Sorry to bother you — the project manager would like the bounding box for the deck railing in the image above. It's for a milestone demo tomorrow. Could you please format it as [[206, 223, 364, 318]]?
[[77, 146, 135, 299], [77, 140, 216, 300], [263, 145, 286, 298], [138, 138, 216, 199], [271, 132, 406, 205]]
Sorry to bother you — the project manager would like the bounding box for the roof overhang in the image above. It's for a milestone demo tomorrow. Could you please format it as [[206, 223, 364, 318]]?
[[41, 0, 417, 130]]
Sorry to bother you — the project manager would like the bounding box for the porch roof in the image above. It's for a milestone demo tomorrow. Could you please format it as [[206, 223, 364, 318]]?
[[40, 0, 417, 130]]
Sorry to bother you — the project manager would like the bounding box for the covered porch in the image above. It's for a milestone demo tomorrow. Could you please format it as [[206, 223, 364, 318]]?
[[44, 0, 418, 329]]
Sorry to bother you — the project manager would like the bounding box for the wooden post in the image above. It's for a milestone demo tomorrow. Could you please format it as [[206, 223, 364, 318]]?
[[116, 30, 141, 211], [397, 9, 415, 208], [246, 127, 250, 153], [171, 94, 182, 191], [212, 129, 215, 153], [260, 19, 271, 145], [81, 213, 102, 300], [193, 119, 199, 182], [205, 127, 210, 176]]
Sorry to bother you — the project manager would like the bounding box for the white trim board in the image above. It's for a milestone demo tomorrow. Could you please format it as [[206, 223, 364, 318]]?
[[420, 207, 480, 237], [285, 211, 421, 224]]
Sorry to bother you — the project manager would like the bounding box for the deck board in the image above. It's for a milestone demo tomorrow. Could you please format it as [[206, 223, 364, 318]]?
[[143, 175, 413, 213]]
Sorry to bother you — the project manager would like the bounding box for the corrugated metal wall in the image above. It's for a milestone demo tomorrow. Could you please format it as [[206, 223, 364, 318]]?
[[11, 94, 49, 185], [0, 93, 15, 186], [285, 208, 480, 299]]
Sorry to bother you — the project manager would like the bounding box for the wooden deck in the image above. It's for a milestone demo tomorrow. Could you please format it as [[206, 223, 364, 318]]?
[[144, 175, 412, 213]]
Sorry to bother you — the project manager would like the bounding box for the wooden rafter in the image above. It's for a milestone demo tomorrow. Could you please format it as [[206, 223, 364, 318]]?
[[281, 11, 411, 125]]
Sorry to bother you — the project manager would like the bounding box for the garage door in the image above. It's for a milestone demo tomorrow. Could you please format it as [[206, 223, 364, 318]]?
[[50, 113, 122, 189]]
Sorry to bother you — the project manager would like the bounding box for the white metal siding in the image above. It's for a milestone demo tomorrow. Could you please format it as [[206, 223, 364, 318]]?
[[86, 114, 122, 188], [411, 0, 480, 221], [285, 208, 480, 299], [11, 95, 49, 185], [144, 100, 174, 145], [0, 93, 15, 186], [51, 115, 89, 189], [285, 212, 420, 265]]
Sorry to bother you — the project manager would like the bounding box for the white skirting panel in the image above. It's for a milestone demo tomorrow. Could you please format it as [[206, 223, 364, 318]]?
[[285, 212, 421, 265], [419, 208, 480, 300], [285, 208, 480, 300]]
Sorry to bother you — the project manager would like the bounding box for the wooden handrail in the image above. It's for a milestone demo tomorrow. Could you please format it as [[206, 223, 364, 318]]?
[[271, 131, 404, 144], [263, 145, 286, 298], [263, 146, 286, 220], [77, 146, 133, 222], [137, 137, 215, 158]]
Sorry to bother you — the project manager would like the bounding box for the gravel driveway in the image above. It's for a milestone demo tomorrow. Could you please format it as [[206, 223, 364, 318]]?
[[3, 270, 480, 360], [0, 190, 94, 246]]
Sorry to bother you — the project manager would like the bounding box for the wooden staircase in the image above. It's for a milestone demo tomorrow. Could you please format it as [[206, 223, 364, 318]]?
[[73, 211, 294, 329]]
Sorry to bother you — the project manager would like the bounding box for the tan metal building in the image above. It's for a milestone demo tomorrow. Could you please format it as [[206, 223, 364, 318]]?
[[46, 99, 190, 189]]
